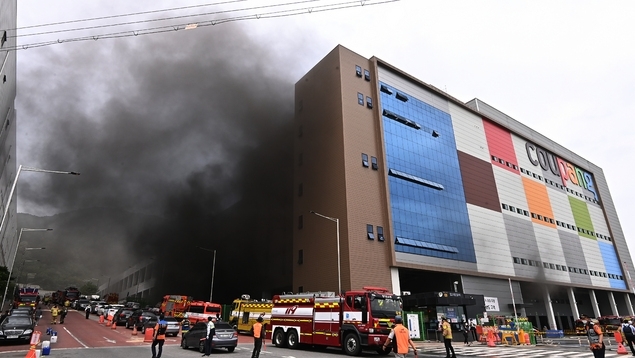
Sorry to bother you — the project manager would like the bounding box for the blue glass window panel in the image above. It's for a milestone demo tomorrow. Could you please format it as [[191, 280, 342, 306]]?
[[598, 241, 627, 289], [379, 82, 475, 263]]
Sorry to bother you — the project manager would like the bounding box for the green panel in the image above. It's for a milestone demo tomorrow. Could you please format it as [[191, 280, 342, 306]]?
[[568, 196, 595, 239]]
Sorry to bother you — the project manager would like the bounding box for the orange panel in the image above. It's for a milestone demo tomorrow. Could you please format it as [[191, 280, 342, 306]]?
[[522, 177, 556, 228]]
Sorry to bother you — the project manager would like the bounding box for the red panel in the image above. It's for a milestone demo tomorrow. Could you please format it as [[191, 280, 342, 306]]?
[[483, 119, 519, 174]]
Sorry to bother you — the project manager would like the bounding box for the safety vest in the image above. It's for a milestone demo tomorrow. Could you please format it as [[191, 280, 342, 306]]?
[[442, 321, 453, 339], [393, 324, 410, 354], [51, 307, 59, 316], [588, 325, 601, 344], [253, 322, 263, 338], [154, 322, 167, 340]]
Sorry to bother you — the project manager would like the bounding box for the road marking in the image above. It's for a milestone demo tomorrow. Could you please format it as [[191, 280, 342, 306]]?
[[104, 336, 117, 344], [63, 327, 88, 348]]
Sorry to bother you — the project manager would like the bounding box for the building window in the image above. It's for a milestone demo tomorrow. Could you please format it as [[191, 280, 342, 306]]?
[[509, 206, 515, 212], [523, 210, 529, 216], [364, 69, 371, 81], [367, 224, 375, 240], [298, 249, 303, 264], [549, 263, 555, 269], [377, 226, 384, 241], [521, 258, 528, 265], [357, 92, 364, 105], [395, 92, 409, 102], [366, 96, 373, 109], [371, 156, 378, 170], [355, 65, 362, 77], [502, 204, 509, 210], [298, 183, 303, 197], [1, 31, 6, 48], [362, 153, 369, 167], [556, 264, 561, 270], [380, 84, 393, 95], [513, 257, 521, 264], [516, 208, 523, 214], [298, 215, 303, 229]]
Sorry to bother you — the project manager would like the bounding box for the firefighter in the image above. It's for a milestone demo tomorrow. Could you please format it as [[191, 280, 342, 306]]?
[[441, 317, 456, 358], [85, 304, 91, 319], [251, 316, 264, 358], [383, 316, 418, 357], [202, 316, 216, 357], [60, 306, 68, 324], [51, 305, 59, 324]]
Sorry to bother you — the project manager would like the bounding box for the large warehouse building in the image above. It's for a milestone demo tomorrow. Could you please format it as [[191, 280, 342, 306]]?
[[293, 45, 634, 331]]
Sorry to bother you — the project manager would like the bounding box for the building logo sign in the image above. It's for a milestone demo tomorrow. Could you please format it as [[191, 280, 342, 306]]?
[[525, 142, 597, 200]]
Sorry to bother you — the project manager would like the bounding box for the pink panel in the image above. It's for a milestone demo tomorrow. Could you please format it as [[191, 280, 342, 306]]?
[[483, 119, 519, 174]]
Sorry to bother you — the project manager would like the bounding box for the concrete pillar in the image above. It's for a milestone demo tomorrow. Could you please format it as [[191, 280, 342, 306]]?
[[589, 290, 601, 318], [608, 291, 619, 316], [567, 287, 580, 319], [543, 287, 557, 330], [626, 293, 635, 316], [390, 267, 401, 295]]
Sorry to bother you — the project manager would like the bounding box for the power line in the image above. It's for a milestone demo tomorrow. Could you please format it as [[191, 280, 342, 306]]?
[[10, 0, 247, 31], [2, 0, 399, 52], [12, 0, 321, 39]]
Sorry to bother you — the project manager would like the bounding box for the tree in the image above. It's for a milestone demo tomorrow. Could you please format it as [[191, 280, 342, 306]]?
[[79, 281, 98, 295]]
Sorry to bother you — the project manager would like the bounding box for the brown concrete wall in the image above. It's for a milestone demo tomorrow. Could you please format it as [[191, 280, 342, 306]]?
[[293, 45, 393, 294]]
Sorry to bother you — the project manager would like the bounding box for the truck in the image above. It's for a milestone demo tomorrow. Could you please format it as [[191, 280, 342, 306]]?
[[104, 292, 119, 304], [14, 287, 39, 308], [229, 294, 273, 333], [185, 300, 223, 324], [266, 287, 402, 356], [56, 287, 81, 305], [160, 294, 193, 320], [598, 315, 622, 336]]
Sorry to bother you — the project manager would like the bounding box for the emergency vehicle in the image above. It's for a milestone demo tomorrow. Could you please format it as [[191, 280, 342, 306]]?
[[14, 287, 39, 308], [266, 287, 402, 356], [185, 300, 222, 324], [160, 294, 192, 320], [229, 294, 273, 332], [598, 315, 622, 335]]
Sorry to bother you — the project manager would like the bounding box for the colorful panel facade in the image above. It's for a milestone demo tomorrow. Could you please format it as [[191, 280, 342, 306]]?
[[483, 120, 519, 174]]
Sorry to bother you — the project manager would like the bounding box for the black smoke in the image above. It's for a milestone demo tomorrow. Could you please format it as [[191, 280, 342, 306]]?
[[17, 22, 299, 303]]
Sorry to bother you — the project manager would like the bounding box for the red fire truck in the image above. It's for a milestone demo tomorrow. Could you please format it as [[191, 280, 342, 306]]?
[[185, 300, 222, 324], [266, 287, 402, 356]]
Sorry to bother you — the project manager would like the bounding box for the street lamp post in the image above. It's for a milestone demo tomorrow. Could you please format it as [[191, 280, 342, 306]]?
[[0, 165, 78, 257], [310, 211, 341, 295], [197, 246, 216, 302]]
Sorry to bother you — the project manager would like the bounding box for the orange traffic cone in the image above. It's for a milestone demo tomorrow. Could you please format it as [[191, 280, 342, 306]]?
[[111, 320, 117, 330], [23, 348, 36, 358], [487, 330, 496, 347], [616, 331, 628, 355], [99, 315, 104, 324], [132, 325, 138, 336], [143, 327, 154, 343]]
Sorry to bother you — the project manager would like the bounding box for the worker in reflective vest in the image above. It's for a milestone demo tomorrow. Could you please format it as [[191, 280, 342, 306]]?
[[251, 316, 264, 358], [383, 315, 418, 358]]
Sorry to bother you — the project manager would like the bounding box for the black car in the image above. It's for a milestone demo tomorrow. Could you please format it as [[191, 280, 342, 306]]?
[[113, 307, 136, 326], [0, 316, 34, 343], [125, 310, 156, 329], [181, 321, 237, 353]]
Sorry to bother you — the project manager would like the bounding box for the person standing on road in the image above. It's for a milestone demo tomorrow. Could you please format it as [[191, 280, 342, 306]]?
[[202, 316, 216, 357], [621, 319, 635, 355], [587, 319, 605, 358], [35, 307, 42, 326], [251, 316, 264, 358], [462, 321, 470, 345], [470, 319, 478, 342], [85, 304, 91, 319], [60, 306, 68, 324], [151, 314, 167, 358], [51, 305, 59, 324], [442, 317, 456, 358], [382, 315, 418, 358]]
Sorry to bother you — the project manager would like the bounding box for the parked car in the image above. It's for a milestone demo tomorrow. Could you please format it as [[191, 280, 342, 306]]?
[[181, 321, 237, 353], [126, 310, 156, 329], [113, 307, 136, 326], [76, 298, 91, 311], [0, 315, 35, 343], [141, 316, 180, 337], [104, 304, 124, 319]]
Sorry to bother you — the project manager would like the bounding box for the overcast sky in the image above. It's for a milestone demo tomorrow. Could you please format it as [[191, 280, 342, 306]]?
[[14, 1, 635, 262]]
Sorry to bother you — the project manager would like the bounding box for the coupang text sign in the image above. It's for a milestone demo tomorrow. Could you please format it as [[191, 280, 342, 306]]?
[[525, 142, 598, 201]]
